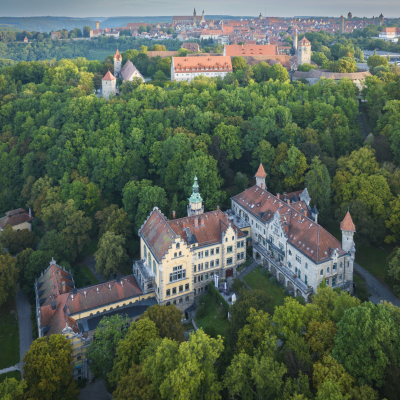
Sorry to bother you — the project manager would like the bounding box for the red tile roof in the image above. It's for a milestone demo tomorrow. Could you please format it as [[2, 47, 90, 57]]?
[[102, 71, 116, 80], [172, 56, 232, 73], [299, 37, 311, 45], [340, 212, 356, 232], [114, 49, 122, 61], [255, 163, 267, 178], [0, 209, 34, 229], [225, 44, 278, 57], [233, 186, 345, 263]]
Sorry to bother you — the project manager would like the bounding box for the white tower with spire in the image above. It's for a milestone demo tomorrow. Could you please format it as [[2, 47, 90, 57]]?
[[113, 49, 122, 77], [340, 210, 356, 257], [254, 164, 267, 190], [187, 176, 204, 216]]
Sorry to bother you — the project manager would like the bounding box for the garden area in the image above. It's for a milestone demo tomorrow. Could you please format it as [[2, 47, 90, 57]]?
[[0, 299, 20, 370], [243, 266, 288, 309]]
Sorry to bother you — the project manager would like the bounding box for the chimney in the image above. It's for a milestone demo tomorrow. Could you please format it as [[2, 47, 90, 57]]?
[[173, 210, 176, 219], [62, 281, 66, 292], [194, 218, 199, 228], [51, 300, 57, 311], [277, 193, 280, 199], [286, 199, 290, 204], [217, 205, 220, 210], [29, 207, 32, 218], [200, 218, 205, 226]]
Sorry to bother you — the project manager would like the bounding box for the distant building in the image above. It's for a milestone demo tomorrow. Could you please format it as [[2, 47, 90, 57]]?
[[171, 56, 233, 82], [347, 12, 352, 20], [51, 31, 61, 40], [181, 42, 200, 52], [200, 29, 223, 40], [339, 15, 345, 33], [0, 208, 34, 232], [297, 36, 311, 65], [224, 44, 279, 57], [89, 29, 103, 38], [101, 71, 117, 99], [293, 29, 298, 52], [96, 21, 100, 30], [23, 36, 28, 43], [173, 8, 205, 24], [379, 27, 400, 42]]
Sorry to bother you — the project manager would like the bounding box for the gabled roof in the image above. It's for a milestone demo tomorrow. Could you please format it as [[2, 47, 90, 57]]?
[[102, 71, 116, 80], [254, 163, 267, 178], [225, 44, 278, 57], [120, 60, 144, 81], [233, 185, 345, 263], [299, 37, 311, 45], [340, 212, 356, 232], [0, 208, 34, 229]]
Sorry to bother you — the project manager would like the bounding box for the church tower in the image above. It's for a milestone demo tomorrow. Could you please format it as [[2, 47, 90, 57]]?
[[339, 15, 345, 33], [254, 164, 267, 190], [113, 49, 122, 77], [187, 176, 204, 216], [297, 36, 311, 65], [193, 8, 196, 17], [202, 10, 205, 22], [293, 29, 298, 52]]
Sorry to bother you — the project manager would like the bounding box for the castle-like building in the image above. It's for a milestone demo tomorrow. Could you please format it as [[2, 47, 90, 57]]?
[[172, 8, 205, 24], [35, 164, 355, 380], [293, 30, 312, 66]]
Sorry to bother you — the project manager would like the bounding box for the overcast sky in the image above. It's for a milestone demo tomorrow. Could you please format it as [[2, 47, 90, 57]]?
[[2, 0, 399, 18]]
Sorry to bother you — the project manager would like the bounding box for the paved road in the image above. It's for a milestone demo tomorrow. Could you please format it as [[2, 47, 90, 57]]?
[[16, 289, 33, 362], [354, 262, 400, 307]]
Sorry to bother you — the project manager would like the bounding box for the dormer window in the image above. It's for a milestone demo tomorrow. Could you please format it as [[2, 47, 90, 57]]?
[[176, 243, 180, 249]]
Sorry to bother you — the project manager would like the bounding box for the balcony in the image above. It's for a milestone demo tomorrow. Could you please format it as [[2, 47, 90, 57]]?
[[253, 243, 313, 295]]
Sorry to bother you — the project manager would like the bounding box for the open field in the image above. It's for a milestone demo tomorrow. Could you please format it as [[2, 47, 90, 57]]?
[[86, 50, 113, 61]]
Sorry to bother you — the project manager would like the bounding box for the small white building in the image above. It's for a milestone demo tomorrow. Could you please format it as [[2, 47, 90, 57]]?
[[171, 56, 232, 82], [379, 27, 400, 42]]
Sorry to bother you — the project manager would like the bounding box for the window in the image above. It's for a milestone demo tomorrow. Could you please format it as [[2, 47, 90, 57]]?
[[176, 243, 180, 249], [174, 252, 177, 257], [185, 296, 189, 303], [205, 262, 209, 269], [333, 263, 337, 271], [194, 289, 196, 295], [172, 287, 177, 295], [332, 276, 336, 286], [148, 253, 151, 269], [201, 275, 203, 281], [179, 285, 183, 293], [326, 279, 330, 286], [339, 274, 342, 282], [296, 254, 301, 264], [216, 248, 220, 254], [194, 265, 196, 272], [179, 251, 182, 256], [289, 249, 292, 255], [205, 250, 209, 257], [153, 261, 157, 277], [185, 283, 189, 291], [279, 242, 284, 250], [205, 273, 208, 280], [227, 246, 233, 253], [210, 260, 214, 267], [169, 265, 186, 282], [305, 263, 308, 270], [144, 246, 147, 258], [166, 301, 171, 306], [166, 289, 171, 296], [237, 254, 241, 260], [340, 262, 343, 269], [320, 269, 323, 275], [298, 270, 301, 279], [211, 272, 214, 278], [269, 235, 274, 243], [198, 251, 203, 259], [305, 275, 308, 285], [232, 236, 234, 240], [194, 277, 197, 283], [216, 259, 220, 266], [327, 267, 330, 273], [227, 257, 233, 265], [179, 298, 183, 304], [173, 300, 176, 305], [210, 249, 214, 256]]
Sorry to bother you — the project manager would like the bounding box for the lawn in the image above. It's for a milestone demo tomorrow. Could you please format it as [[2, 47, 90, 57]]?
[[0, 370, 21, 384], [243, 267, 287, 309], [322, 219, 394, 285], [194, 292, 230, 338], [0, 299, 20, 370], [80, 264, 99, 286], [85, 50, 113, 61]]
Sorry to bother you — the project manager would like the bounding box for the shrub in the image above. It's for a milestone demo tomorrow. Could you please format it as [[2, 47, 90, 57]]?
[[295, 295, 305, 305], [355, 280, 370, 302], [196, 300, 207, 319], [269, 276, 278, 286], [260, 268, 271, 278], [204, 325, 217, 338]]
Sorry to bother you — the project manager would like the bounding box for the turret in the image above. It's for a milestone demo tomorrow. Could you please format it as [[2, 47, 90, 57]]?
[[187, 176, 204, 216], [340, 210, 356, 256], [202, 10, 205, 21], [339, 15, 345, 33], [297, 36, 311, 65], [101, 71, 117, 100], [113, 49, 122, 77], [193, 8, 196, 17], [254, 164, 267, 190], [293, 29, 298, 52]]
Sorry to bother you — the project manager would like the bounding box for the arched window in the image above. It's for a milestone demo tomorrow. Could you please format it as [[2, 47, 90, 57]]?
[[153, 260, 157, 277], [144, 246, 147, 258], [148, 253, 151, 269]]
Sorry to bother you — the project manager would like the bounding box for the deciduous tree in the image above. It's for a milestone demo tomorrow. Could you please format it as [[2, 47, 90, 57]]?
[[0, 253, 19, 307]]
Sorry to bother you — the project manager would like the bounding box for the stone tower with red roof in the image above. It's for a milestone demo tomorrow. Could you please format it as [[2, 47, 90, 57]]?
[[101, 71, 117, 100], [254, 163, 267, 190], [298, 36, 311, 66], [113, 49, 122, 77], [340, 211, 356, 255]]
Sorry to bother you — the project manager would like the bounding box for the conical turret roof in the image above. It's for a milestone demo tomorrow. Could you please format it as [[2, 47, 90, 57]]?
[[254, 163, 267, 178], [340, 211, 356, 232]]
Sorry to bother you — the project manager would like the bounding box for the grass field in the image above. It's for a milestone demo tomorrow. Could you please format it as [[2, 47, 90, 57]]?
[[0, 300, 20, 370], [80, 264, 99, 285], [243, 267, 287, 309], [195, 292, 230, 338], [0, 370, 21, 384], [85, 50, 113, 61], [322, 219, 394, 285]]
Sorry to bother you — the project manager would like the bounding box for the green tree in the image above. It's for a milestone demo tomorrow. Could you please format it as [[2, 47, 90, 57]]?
[[267, 63, 289, 82], [305, 156, 331, 220], [154, 70, 167, 81], [109, 317, 159, 385], [234, 172, 249, 193], [251, 139, 276, 174], [278, 145, 308, 191], [0, 377, 26, 400], [122, 179, 153, 222], [312, 52, 329, 66], [367, 55, 389, 69], [94, 231, 128, 279], [0, 253, 19, 307], [387, 247, 400, 296], [86, 314, 130, 381], [22, 334, 79, 400], [95, 204, 131, 239], [306, 319, 337, 359], [139, 304, 185, 342], [332, 302, 400, 388], [232, 56, 247, 72], [38, 230, 71, 263], [385, 195, 400, 244], [214, 123, 242, 161]]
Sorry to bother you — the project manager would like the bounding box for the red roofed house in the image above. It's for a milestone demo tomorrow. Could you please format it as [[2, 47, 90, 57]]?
[[0, 208, 34, 232], [171, 55, 232, 82], [230, 164, 355, 299], [35, 258, 156, 380], [24, 36, 28, 43], [101, 71, 117, 99], [224, 44, 279, 57]]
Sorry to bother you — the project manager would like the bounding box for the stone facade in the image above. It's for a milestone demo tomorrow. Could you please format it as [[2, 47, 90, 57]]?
[[297, 37, 311, 65], [101, 71, 117, 100]]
